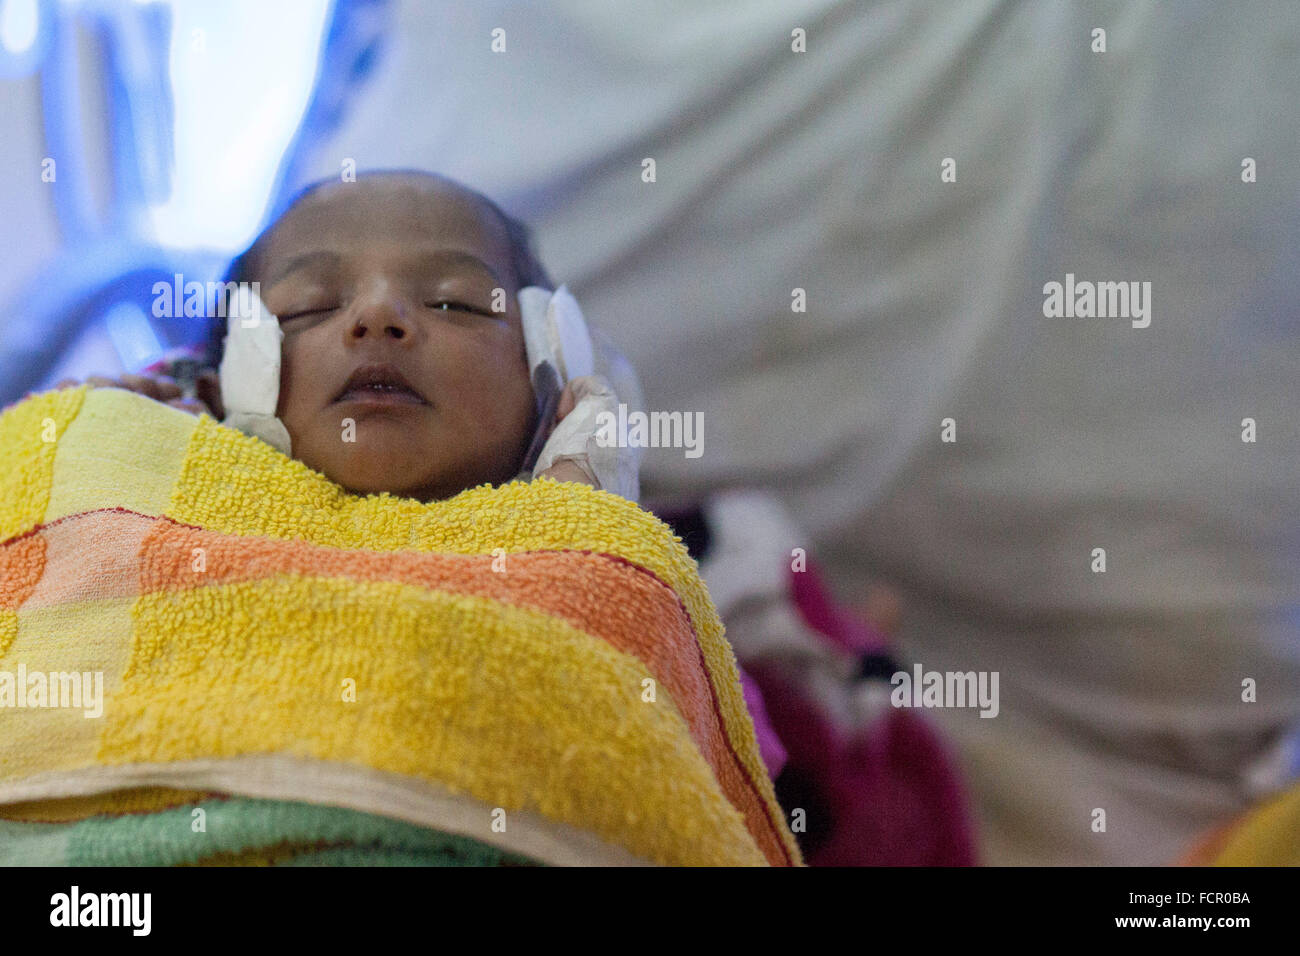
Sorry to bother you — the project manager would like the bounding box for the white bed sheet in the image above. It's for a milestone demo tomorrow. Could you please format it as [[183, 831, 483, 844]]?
[[301, 0, 1300, 864]]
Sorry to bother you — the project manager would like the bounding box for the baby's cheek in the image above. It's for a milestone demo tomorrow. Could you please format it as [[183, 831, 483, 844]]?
[[276, 332, 331, 420], [274, 335, 305, 420], [274, 355, 335, 465], [456, 371, 534, 470], [487, 369, 535, 434]]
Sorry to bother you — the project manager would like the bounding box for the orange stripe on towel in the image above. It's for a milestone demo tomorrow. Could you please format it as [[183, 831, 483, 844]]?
[[0, 533, 45, 610], [19, 508, 157, 609], [0, 507, 790, 864], [138, 517, 790, 866], [0, 533, 45, 657]]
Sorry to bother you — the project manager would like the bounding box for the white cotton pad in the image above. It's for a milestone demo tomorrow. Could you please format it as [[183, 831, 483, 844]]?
[[518, 284, 640, 501], [217, 289, 293, 456], [518, 286, 557, 381], [519, 284, 595, 384], [547, 285, 594, 382]]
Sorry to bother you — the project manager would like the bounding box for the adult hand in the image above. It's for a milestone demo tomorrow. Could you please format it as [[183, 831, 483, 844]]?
[[54, 370, 224, 418]]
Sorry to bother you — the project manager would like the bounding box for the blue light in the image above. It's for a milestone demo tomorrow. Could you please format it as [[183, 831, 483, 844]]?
[[1, 0, 360, 404], [0, 0, 47, 78], [0, 0, 37, 55], [145, 0, 335, 252], [104, 301, 164, 371]]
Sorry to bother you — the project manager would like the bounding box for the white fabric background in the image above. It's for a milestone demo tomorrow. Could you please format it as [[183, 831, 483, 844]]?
[[294, 0, 1300, 864]]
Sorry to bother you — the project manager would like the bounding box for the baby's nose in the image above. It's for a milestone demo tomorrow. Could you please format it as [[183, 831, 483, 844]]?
[[350, 296, 416, 341]]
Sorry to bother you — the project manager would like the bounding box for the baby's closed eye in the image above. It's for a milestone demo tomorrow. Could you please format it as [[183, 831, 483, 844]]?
[[280, 307, 338, 322], [424, 299, 496, 317], [276, 301, 496, 322]]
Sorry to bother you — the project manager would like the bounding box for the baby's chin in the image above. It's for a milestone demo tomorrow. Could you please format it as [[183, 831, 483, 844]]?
[[333, 461, 469, 502], [285, 411, 530, 502], [292, 433, 463, 501]]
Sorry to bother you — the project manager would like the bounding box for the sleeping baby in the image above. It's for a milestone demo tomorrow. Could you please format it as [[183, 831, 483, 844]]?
[[60, 169, 632, 501], [23, 172, 806, 863]]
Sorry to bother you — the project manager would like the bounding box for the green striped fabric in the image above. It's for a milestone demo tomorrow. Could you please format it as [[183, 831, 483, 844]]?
[[0, 797, 543, 867]]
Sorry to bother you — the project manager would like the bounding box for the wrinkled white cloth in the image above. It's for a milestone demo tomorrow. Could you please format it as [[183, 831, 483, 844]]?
[[298, 0, 1300, 864]]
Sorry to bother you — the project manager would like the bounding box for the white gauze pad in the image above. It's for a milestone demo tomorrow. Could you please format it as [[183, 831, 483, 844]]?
[[519, 284, 640, 501], [218, 289, 293, 456]]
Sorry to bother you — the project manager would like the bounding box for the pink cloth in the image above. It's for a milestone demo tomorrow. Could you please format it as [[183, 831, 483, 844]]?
[[748, 660, 977, 866], [788, 553, 888, 656], [743, 555, 977, 865], [739, 667, 787, 780]]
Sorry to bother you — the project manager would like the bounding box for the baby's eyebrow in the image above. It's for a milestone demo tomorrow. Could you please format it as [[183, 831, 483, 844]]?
[[263, 248, 503, 287], [412, 249, 503, 285], [265, 250, 342, 287]]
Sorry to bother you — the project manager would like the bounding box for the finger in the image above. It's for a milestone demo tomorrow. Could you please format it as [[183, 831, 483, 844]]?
[[859, 584, 903, 636], [120, 373, 178, 400], [52, 378, 81, 390], [150, 376, 183, 400], [86, 376, 122, 389], [195, 371, 224, 419], [537, 459, 598, 488], [117, 373, 153, 397], [556, 375, 615, 421], [166, 397, 207, 416], [556, 382, 577, 420]]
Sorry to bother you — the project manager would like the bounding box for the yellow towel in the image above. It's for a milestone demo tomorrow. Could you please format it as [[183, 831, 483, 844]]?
[[0, 386, 802, 866]]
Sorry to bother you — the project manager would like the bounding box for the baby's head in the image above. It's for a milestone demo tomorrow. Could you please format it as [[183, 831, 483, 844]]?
[[213, 170, 552, 502]]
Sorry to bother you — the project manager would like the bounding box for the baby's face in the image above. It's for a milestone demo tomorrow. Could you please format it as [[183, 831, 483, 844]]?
[[251, 175, 536, 501]]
